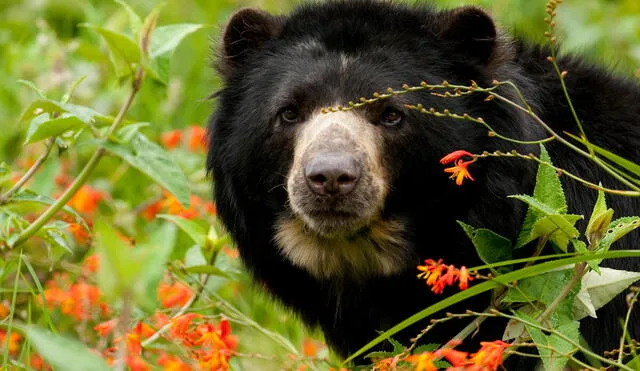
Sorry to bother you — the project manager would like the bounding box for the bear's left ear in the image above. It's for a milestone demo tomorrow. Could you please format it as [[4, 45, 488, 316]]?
[[216, 8, 282, 79], [437, 6, 498, 66]]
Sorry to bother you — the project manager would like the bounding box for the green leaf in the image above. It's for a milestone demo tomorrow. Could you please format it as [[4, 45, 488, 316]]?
[[100, 132, 190, 206], [412, 344, 440, 354], [586, 189, 614, 245], [20, 99, 103, 125], [565, 131, 640, 178], [8, 191, 88, 229], [571, 239, 600, 274], [514, 145, 566, 248], [81, 25, 141, 78], [626, 355, 640, 369], [95, 220, 136, 298], [530, 214, 582, 252], [595, 216, 640, 253], [25, 114, 86, 144], [147, 24, 204, 84], [131, 223, 176, 312], [509, 194, 559, 215], [115, 0, 143, 36], [343, 250, 640, 364], [502, 269, 572, 307], [60, 76, 87, 104], [573, 267, 640, 320], [17, 80, 47, 99], [457, 221, 512, 269], [519, 310, 579, 371], [184, 265, 230, 278], [185, 244, 207, 268], [23, 325, 110, 371]]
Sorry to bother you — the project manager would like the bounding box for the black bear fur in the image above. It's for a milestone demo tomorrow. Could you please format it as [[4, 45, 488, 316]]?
[[207, 0, 640, 367]]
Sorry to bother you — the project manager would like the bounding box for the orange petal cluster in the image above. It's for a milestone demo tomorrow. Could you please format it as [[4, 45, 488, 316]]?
[[440, 150, 476, 186], [41, 274, 108, 321], [157, 281, 193, 308], [0, 330, 22, 355], [405, 340, 511, 371], [68, 185, 105, 215], [142, 192, 216, 221], [417, 259, 475, 294], [160, 125, 207, 153]]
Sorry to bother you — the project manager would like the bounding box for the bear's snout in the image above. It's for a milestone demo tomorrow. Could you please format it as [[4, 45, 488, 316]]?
[[304, 152, 361, 196]]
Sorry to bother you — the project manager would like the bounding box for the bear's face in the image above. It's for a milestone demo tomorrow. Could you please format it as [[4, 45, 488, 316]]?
[[210, 2, 509, 279]]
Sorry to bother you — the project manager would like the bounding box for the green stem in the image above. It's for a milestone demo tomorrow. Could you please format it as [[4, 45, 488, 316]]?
[[618, 289, 640, 364], [0, 138, 55, 204], [114, 293, 132, 371], [11, 67, 144, 248]]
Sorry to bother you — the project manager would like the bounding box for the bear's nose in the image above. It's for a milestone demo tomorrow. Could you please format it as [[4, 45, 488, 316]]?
[[304, 152, 361, 196]]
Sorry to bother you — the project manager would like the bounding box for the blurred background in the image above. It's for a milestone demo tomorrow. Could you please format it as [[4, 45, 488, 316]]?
[[0, 0, 638, 369]]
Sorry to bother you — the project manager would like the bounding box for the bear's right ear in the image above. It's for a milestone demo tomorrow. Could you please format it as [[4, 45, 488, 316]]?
[[216, 8, 281, 79], [437, 6, 498, 66]]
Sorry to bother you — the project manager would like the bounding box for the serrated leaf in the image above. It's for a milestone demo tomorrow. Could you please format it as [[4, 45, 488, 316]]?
[[457, 221, 512, 269], [147, 24, 204, 84], [626, 355, 640, 369], [518, 311, 579, 371], [81, 24, 141, 78], [115, 0, 143, 36], [131, 223, 176, 312], [573, 268, 640, 320], [503, 305, 539, 341], [24, 325, 110, 371], [364, 351, 393, 360], [595, 217, 640, 253], [25, 114, 86, 144], [100, 132, 190, 206], [515, 145, 566, 248], [565, 131, 640, 178], [412, 344, 440, 354], [509, 194, 559, 215], [586, 189, 614, 245], [531, 214, 582, 252], [386, 337, 405, 355], [502, 269, 573, 307]]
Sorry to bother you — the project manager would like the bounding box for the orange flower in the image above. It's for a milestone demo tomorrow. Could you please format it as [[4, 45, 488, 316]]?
[[141, 200, 164, 221], [467, 340, 511, 371], [417, 259, 476, 294], [126, 355, 150, 371], [187, 125, 207, 152], [94, 319, 117, 337], [158, 354, 191, 371], [440, 150, 476, 186], [82, 253, 100, 274], [0, 303, 9, 319], [437, 347, 468, 367], [458, 266, 474, 290], [158, 281, 193, 308], [0, 330, 21, 355], [169, 313, 201, 341], [68, 185, 104, 215], [303, 337, 325, 357], [405, 352, 438, 371], [30, 354, 52, 371], [69, 223, 91, 245], [42, 277, 107, 321], [161, 130, 182, 149]]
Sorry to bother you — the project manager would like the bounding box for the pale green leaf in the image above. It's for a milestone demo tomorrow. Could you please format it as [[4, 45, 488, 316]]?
[[595, 216, 640, 253], [518, 311, 579, 371], [571, 239, 600, 274], [131, 223, 176, 312], [155, 215, 206, 247], [81, 24, 141, 78], [185, 265, 230, 277], [60, 76, 87, 104], [185, 244, 207, 268], [147, 24, 204, 84], [100, 132, 190, 206], [25, 114, 86, 144], [95, 220, 136, 298], [24, 325, 110, 371], [530, 214, 582, 252], [573, 267, 640, 320], [115, 0, 143, 36], [8, 191, 88, 229], [17, 79, 47, 99]]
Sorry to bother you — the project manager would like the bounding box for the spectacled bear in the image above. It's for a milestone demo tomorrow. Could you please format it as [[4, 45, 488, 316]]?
[[206, 0, 640, 367]]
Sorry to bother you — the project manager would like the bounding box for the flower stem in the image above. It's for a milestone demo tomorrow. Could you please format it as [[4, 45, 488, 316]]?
[[114, 293, 132, 371], [11, 67, 144, 248], [0, 138, 55, 204]]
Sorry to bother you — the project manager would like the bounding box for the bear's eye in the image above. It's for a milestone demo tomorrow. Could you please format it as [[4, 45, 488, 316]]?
[[380, 107, 404, 126], [279, 107, 301, 124]]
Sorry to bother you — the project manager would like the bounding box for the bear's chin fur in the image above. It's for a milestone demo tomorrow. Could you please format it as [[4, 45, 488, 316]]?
[[274, 217, 413, 279]]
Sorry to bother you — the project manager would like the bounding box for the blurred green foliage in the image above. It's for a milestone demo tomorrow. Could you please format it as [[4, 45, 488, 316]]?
[[0, 0, 638, 369]]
